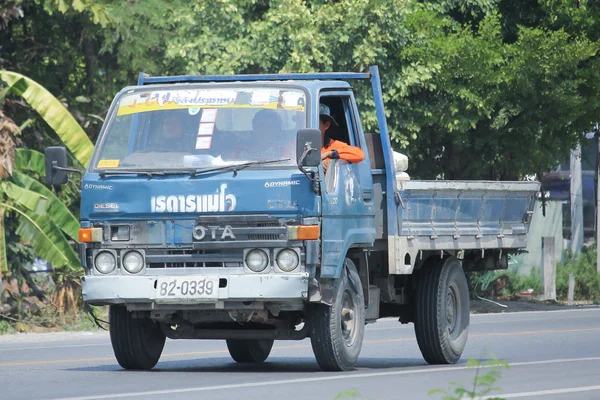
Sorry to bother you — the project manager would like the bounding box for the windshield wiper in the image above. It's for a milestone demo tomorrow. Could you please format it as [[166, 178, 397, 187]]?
[[98, 169, 197, 178], [99, 170, 160, 178], [191, 158, 291, 177]]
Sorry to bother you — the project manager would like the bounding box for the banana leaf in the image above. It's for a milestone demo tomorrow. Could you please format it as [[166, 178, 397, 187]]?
[[9, 203, 81, 271], [1, 181, 48, 215], [15, 149, 46, 175], [0, 71, 94, 167], [11, 172, 79, 240]]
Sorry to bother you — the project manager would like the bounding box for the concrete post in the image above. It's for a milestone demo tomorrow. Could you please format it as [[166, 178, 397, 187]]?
[[570, 144, 584, 257], [568, 274, 575, 305], [542, 237, 557, 301]]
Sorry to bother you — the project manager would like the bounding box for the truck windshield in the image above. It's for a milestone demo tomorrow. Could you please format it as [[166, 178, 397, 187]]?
[[91, 86, 307, 171]]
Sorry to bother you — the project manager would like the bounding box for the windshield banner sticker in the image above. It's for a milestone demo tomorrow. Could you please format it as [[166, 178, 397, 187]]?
[[251, 90, 271, 106], [117, 90, 238, 116], [151, 184, 236, 213], [117, 89, 305, 116], [97, 159, 120, 168]]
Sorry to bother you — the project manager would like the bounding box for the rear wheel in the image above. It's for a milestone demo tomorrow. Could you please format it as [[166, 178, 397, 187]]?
[[308, 258, 365, 371], [109, 305, 166, 370], [226, 339, 274, 363], [414, 256, 470, 364]]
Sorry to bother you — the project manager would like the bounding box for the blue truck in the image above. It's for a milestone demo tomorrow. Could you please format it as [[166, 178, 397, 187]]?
[[45, 66, 540, 371]]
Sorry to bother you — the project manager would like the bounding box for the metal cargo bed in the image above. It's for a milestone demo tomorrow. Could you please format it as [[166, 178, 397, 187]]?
[[395, 180, 541, 252]]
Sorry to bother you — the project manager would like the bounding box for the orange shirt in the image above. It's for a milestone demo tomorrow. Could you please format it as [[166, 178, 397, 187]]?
[[322, 139, 365, 163]]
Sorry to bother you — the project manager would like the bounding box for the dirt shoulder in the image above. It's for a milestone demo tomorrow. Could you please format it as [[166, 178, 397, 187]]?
[[470, 297, 599, 314]]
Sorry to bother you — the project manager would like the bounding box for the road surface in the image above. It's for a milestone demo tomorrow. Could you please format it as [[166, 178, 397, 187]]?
[[1, 307, 599, 400]]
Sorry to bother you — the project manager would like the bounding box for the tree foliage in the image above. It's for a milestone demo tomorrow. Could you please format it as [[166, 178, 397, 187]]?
[[0, 0, 599, 273], [162, 0, 599, 180]]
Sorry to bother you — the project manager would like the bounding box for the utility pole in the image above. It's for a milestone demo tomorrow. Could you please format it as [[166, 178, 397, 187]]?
[[597, 129, 600, 273], [570, 143, 584, 258]]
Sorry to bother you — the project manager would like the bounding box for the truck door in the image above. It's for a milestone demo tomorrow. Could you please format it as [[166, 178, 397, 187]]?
[[319, 92, 377, 278]]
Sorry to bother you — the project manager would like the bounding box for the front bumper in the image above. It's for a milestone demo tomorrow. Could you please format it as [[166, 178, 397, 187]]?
[[81, 273, 310, 305]]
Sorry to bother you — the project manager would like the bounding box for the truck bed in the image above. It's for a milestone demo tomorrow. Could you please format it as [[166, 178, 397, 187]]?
[[396, 180, 540, 251]]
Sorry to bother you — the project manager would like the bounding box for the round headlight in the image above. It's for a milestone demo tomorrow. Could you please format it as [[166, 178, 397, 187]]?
[[246, 249, 269, 272], [123, 251, 144, 274], [276, 249, 299, 272], [95, 251, 116, 274]]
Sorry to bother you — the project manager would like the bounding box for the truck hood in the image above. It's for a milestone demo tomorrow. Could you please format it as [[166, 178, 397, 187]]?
[[80, 169, 319, 221]]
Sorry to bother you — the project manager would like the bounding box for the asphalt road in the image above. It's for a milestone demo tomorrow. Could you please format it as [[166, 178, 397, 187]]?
[[1, 308, 599, 400]]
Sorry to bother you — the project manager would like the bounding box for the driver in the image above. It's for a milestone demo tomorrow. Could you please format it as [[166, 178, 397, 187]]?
[[233, 109, 290, 160], [149, 113, 190, 152]]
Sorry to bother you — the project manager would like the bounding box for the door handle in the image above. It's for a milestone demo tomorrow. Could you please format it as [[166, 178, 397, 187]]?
[[363, 190, 373, 202]]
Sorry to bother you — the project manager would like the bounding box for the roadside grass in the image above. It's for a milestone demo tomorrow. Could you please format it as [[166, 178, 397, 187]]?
[[469, 244, 600, 305], [1, 270, 109, 334]]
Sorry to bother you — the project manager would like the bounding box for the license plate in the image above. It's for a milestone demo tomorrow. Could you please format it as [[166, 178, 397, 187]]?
[[155, 276, 219, 303]]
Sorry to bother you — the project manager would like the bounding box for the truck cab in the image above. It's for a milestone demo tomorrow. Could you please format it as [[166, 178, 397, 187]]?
[[46, 66, 540, 372]]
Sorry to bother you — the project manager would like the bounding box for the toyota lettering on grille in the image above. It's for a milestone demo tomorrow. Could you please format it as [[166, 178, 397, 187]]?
[[192, 225, 236, 241]]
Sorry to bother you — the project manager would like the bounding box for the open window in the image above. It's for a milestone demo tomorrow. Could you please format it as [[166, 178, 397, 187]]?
[[319, 95, 362, 150]]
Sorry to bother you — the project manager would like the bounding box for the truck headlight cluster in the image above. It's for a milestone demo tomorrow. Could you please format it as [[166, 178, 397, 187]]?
[[93, 249, 145, 275], [245, 249, 269, 272], [243, 248, 300, 273], [276, 249, 299, 272], [122, 251, 144, 274], [95, 251, 116, 274]]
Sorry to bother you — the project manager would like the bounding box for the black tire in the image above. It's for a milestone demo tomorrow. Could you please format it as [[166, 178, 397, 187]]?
[[414, 256, 470, 364], [226, 339, 274, 363], [109, 305, 166, 370], [308, 258, 365, 371]]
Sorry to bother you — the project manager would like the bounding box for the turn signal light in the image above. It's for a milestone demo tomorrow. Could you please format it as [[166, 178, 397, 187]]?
[[78, 228, 103, 243], [288, 225, 320, 240]]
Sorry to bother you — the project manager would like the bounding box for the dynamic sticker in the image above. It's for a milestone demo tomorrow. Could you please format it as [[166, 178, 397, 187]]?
[[150, 184, 237, 213], [264, 180, 301, 188], [84, 184, 113, 190], [97, 159, 120, 168]]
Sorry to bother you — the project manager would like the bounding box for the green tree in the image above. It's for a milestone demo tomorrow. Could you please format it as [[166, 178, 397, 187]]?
[[164, 0, 600, 180]]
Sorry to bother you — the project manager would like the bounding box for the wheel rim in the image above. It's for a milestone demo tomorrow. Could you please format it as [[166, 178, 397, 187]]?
[[341, 290, 358, 347], [446, 284, 459, 338]]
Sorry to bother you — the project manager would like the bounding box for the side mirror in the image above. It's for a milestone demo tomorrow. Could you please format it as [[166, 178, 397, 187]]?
[[296, 129, 321, 167], [45, 146, 69, 185]]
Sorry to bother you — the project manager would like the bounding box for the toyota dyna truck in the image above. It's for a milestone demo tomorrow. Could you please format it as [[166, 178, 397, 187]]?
[[45, 66, 540, 371]]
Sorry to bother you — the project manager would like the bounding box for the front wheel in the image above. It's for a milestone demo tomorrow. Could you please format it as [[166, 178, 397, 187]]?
[[308, 258, 365, 371], [226, 339, 274, 363], [109, 305, 166, 370], [414, 256, 470, 364]]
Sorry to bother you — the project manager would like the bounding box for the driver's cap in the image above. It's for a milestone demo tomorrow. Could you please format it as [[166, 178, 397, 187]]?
[[319, 104, 339, 128]]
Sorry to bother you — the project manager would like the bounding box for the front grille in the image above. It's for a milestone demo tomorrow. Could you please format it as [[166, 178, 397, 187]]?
[[192, 217, 288, 243], [248, 234, 280, 241], [146, 249, 242, 269], [256, 222, 280, 227]]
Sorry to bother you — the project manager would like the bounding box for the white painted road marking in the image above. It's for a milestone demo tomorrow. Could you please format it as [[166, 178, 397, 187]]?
[[0, 343, 108, 352], [480, 385, 600, 399], [48, 357, 600, 400]]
